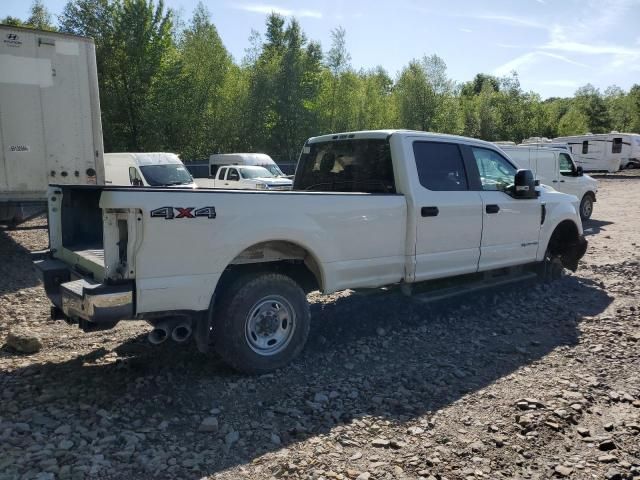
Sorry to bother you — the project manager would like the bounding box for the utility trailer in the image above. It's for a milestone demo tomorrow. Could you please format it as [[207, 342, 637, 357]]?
[[0, 25, 104, 225]]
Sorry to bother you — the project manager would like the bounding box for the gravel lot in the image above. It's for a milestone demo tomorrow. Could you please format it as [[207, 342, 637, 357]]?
[[1, 174, 639, 480]]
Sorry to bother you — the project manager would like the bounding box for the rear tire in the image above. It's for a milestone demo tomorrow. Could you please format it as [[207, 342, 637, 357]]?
[[212, 272, 310, 374], [579, 193, 594, 220]]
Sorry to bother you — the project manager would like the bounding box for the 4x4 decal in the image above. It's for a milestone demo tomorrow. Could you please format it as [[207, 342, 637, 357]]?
[[150, 206, 216, 219]]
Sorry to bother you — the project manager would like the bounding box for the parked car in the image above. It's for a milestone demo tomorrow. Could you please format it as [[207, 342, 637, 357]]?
[[500, 145, 598, 220], [35, 130, 587, 373], [206, 165, 292, 190], [104, 153, 196, 188]]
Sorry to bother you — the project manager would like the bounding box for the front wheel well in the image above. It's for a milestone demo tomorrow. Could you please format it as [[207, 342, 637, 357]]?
[[546, 220, 585, 271]]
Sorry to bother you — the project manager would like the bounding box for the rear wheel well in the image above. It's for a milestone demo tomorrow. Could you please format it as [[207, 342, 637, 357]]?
[[213, 241, 323, 303]]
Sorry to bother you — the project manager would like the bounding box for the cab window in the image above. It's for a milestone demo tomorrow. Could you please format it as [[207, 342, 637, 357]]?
[[227, 168, 240, 181], [559, 153, 574, 176], [294, 138, 395, 193], [129, 166, 143, 186], [218, 167, 227, 180], [471, 147, 516, 192]]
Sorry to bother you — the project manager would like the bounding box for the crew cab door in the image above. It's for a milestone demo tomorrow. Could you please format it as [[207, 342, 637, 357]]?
[[411, 140, 483, 281], [467, 146, 541, 270]]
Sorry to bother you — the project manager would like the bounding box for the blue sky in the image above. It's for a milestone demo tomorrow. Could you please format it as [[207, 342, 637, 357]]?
[[4, 0, 640, 98]]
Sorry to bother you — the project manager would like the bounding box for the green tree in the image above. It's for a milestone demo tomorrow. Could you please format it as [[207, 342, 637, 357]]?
[[574, 84, 611, 133], [557, 106, 589, 136]]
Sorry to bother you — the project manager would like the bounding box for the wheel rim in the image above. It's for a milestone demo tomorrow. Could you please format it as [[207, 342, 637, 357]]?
[[245, 295, 296, 356], [582, 198, 593, 218]]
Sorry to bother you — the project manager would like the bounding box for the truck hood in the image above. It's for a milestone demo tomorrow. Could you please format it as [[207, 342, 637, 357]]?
[[253, 177, 293, 186]]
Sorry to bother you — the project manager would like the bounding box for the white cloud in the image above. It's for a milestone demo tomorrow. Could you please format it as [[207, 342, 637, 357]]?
[[535, 0, 545, 3], [459, 28, 472, 33], [235, 4, 322, 18], [493, 51, 589, 76]]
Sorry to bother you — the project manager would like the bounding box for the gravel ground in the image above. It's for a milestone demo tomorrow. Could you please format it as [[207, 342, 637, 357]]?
[[1, 174, 639, 480]]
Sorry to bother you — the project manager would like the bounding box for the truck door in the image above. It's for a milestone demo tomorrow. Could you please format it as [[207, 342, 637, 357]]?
[[216, 167, 227, 188], [411, 140, 483, 281], [226, 167, 241, 189], [556, 152, 582, 198], [468, 146, 541, 270]]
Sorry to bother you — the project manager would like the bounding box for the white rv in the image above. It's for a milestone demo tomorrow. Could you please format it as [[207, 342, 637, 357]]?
[[208, 153, 286, 178], [552, 133, 640, 172], [0, 25, 104, 224], [104, 153, 196, 188]]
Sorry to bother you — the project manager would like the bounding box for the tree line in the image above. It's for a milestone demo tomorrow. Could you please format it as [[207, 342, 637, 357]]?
[[4, 0, 640, 162]]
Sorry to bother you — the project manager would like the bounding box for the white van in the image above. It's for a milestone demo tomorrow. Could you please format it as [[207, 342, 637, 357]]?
[[501, 145, 598, 220], [209, 153, 287, 178], [104, 153, 196, 188]]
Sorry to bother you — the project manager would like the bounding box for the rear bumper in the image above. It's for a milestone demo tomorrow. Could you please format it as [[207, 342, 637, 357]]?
[[34, 257, 133, 323]]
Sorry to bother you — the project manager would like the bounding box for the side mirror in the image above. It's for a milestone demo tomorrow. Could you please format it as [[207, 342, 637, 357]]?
[[576, 166, 584, 177], [513, 169, 537, 199]]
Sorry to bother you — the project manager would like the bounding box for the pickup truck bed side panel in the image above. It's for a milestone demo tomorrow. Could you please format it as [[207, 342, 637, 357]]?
[[99, 189, 408, 313]]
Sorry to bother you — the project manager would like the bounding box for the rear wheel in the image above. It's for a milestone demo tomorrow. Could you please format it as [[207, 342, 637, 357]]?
[[212, 272, 310, 374], [579, 193, 594, 220]]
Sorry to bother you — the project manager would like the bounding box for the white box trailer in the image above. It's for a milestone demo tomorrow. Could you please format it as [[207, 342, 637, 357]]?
[[0, 25, 104, 224], [552, 133, 640, 172]]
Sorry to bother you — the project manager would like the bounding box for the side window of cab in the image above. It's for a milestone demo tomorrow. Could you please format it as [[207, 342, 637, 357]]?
[[470, 147, 516, 192], [559, 153, 575, 176], [129, 167, 143, 186]]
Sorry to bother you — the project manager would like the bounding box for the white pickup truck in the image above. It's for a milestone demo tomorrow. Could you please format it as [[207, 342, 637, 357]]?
[[197, 165, 292, 190], [35, 130, 587, 373]]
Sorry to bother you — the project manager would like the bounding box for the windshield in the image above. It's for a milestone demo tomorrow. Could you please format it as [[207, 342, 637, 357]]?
[[265, 164, 284, 176], [140, 164, 193, 186], [240, 166, 274, 179]]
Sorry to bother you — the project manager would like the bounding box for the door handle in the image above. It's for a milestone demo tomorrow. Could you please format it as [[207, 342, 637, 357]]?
[[421, 206, 439, 217], [486, 204, 500, 214], [552, 180, 558, 183], [559, 180, 565, 182]]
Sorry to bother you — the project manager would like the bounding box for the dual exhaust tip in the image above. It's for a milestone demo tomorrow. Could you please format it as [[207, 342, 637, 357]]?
[[148, 319, 192, 345]]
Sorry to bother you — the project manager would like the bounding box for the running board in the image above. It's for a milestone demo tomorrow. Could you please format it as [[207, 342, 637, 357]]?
[[410, 271, 538, 304]]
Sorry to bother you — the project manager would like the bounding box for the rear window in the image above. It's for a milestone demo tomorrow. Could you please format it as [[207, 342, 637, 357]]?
[[294, 139, 395, 193]]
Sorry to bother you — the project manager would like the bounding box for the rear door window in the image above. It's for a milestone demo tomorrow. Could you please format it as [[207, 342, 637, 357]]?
[[582, 141, 589, 154], [218, 167, 227, 180], [412, 142, 468, 191]]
